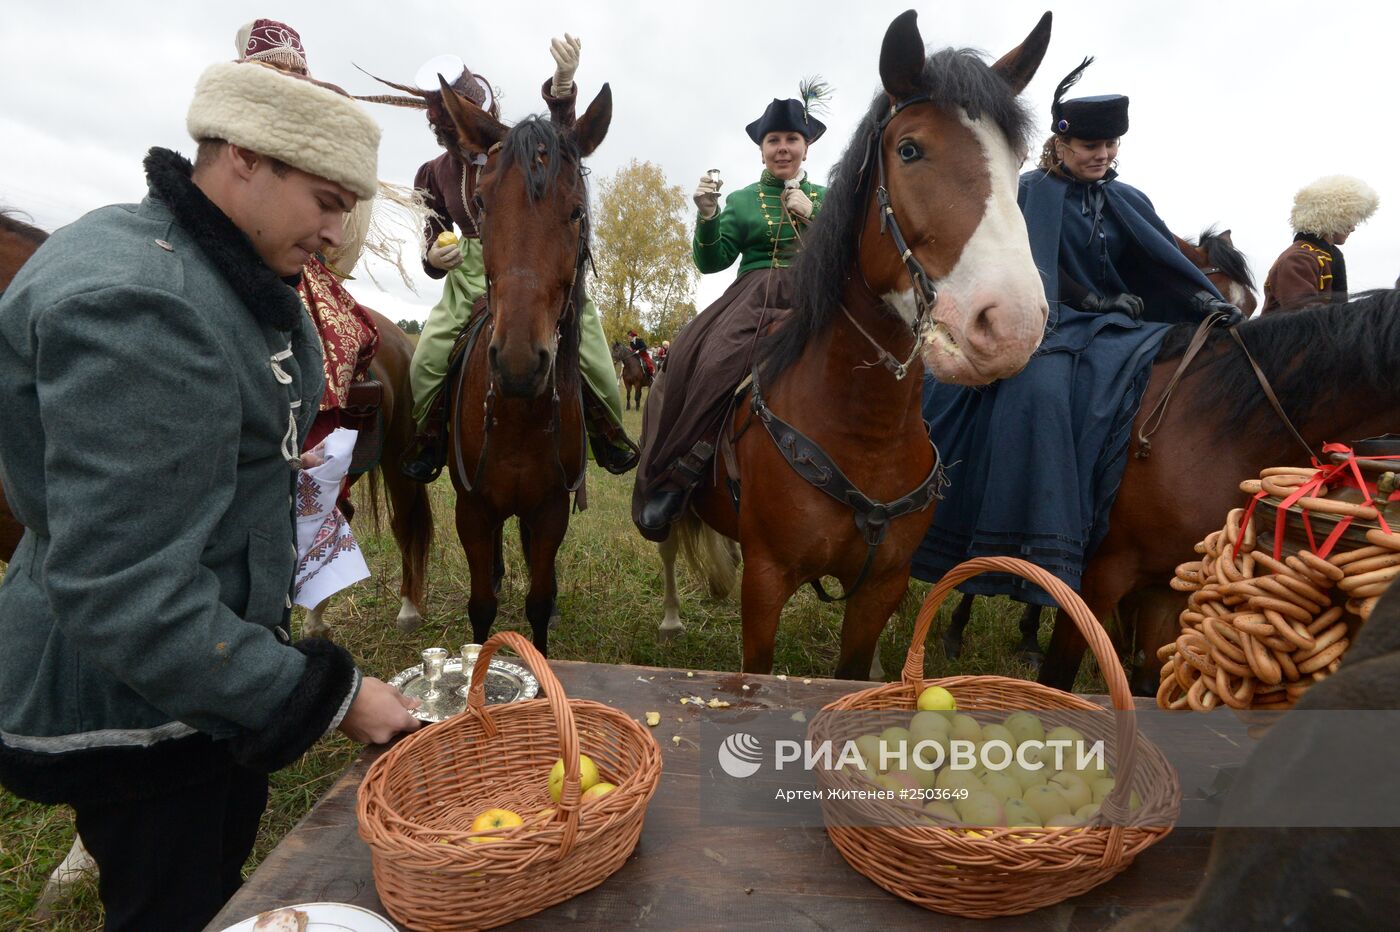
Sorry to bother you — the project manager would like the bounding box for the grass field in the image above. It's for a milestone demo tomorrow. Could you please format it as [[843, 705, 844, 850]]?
[[0, 405, 1108, 929]]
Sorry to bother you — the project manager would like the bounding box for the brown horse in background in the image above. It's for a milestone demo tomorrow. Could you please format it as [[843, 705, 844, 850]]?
[[0, 212, 48, 562], [1036, 291, 1400, 695], [657, 10, 1054, 678], [302, 306, 434, 637], [434, 78, 612, 653], [942, 224, 1260, 669], [611, 340, 652, 410]]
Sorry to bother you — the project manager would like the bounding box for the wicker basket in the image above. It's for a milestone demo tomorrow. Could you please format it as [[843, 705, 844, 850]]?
[[357, 632, 662, 931], [811, 557, 1181, 918]]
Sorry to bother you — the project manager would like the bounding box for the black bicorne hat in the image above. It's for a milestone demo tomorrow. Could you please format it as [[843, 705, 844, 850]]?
[[746, 98, 827, 145], [1050, 57, 1129, 140]]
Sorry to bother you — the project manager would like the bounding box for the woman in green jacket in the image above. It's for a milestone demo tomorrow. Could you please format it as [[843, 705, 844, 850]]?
[[633, 90, 827, 539]]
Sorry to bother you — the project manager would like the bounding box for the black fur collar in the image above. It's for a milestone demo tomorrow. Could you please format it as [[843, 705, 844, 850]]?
[[143, 147, 303, 331]]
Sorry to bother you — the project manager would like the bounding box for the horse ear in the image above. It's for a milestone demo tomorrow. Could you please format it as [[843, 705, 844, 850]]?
[[1219, 229, 1235, 245], [437, 73, 507, 154], [573, 83, 612, 158], [991, 12, 1052, 95], [880, 10, 926, 102]]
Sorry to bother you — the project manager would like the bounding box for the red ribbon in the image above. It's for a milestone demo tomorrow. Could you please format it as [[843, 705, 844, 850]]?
[[1232, 442, 1399, 562]]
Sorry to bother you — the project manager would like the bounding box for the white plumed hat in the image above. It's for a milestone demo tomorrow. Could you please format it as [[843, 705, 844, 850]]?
[[1290, 175, 1379, 237]]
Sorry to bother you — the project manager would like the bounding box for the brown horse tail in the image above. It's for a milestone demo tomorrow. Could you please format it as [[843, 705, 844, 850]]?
[[365, 464, 384, 537], [674, 512, 739, 600]]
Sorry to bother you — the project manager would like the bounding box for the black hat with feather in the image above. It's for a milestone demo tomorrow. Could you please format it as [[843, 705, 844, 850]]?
[[1049, 57, 1128, 140], [745, 77, 831, 144]]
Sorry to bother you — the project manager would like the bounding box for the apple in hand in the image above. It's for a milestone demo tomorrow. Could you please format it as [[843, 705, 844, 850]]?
[[549, 754, 600, 802]]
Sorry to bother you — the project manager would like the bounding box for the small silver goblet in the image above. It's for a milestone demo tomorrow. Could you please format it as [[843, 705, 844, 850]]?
[[457, 643, 484, 699], [420, 647, 449, 703]]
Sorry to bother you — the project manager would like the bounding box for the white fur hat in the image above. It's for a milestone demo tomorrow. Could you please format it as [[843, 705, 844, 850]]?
[[186, 60, 380, 201], [1290, 175, 1379, 237]]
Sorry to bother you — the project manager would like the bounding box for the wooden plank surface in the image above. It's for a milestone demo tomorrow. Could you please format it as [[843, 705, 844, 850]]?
[[209, 661, 1233, 930]]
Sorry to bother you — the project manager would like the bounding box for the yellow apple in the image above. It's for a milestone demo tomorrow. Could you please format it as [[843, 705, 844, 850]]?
[[435, 230, 459, 248], [1003, 712, 1045, 746], [879, 726, 912, 770], [468, 807, 523, 842], [924, 800, 960, 824], [1023, 784, 1072, 823], [581, 782, 617, 802], [1050, 772, 1092, 811], [1075, 803, 1101, 822], [916, 685, 957, 713], [955, 790, 1006, 827], [549, 754, 600, 802], [950, 713, 983, 745], [1006, 761, 1048, 793], [1045, 813, 1083, 827], [981, 771, 1022, 804], [1003, 798, 1043, 827], [1091, 777, 1116, 803], [853, 734, 883, 772], [935, 768, 983, 796]]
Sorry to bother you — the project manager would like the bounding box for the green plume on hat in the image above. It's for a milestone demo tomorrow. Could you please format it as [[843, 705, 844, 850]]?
[[798, 75, 833, 121]]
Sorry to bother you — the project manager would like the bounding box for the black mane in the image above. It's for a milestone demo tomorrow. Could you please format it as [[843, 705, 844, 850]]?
[[1196, 226, 1255, 292], [760, 47, 1034, 384], [496, 115, 579, 202], [1156, 290, 1400, 434], [0, 210, 49, 245]]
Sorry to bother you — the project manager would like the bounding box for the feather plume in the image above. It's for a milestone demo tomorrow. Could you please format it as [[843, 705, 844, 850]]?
[[352, 93, 429, 110], [353, 63, 428, 97], [1052, 56, 1094, 112], [798, 75, 833, 120]]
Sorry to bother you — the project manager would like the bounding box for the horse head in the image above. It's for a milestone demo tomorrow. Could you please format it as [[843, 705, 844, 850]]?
[[438, 78, 612, 397], [855, 10, 1051, 385], [1194, 227, 1258, 316]]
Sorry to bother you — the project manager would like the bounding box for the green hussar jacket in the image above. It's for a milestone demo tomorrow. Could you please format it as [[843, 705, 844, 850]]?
[[692, 170, 826, 277]]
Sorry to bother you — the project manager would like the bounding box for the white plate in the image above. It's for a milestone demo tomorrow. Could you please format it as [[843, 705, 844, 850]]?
[[217, 902, 397, 932]]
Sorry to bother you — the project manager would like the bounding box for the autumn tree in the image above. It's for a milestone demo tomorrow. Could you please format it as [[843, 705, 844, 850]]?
[[590, 159, 697, 344]]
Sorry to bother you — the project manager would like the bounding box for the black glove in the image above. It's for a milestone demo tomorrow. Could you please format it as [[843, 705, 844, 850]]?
[[1081, 292, 1144, 319], [1194, 290, 1245, 327]]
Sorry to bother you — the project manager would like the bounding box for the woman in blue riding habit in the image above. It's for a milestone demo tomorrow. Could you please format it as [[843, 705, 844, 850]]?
[[912, 56, 1241, 606]]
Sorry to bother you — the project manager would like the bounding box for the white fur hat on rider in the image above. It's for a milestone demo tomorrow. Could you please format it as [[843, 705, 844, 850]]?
[[1290, 175, 1379, 238]]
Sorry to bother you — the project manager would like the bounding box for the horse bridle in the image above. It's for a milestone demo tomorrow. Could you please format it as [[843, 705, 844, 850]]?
[[842, 93, 943, 381], [451, 145, 592, 506]]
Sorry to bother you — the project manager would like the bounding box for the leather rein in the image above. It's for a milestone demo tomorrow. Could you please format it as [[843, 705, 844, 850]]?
[[749, 94, 949, 602], [450, 145, 591, 510]]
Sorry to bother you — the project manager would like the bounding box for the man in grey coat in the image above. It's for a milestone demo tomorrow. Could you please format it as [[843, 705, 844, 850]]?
[[0, 59, 419, 930]]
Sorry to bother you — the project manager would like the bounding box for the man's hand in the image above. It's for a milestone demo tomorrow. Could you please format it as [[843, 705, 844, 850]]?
[[782, 185, 814, 221], [549, 33, 582, 98], [427, 240, 464, 272], [337, 676, 421, 744], [693, 174, 723, 220]]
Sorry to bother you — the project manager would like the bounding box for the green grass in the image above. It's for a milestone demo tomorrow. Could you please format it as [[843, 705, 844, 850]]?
[[0, 406, 1108, 928]]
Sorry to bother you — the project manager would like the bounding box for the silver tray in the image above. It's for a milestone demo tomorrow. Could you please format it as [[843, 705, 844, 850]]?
[[389, 656, 540, 723]]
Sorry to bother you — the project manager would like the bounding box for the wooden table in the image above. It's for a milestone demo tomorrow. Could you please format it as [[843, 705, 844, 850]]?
[[209, 661, 1245, 930]]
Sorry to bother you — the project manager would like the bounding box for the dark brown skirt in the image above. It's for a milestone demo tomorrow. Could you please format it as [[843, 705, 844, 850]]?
[[632, 268, 792, 515]]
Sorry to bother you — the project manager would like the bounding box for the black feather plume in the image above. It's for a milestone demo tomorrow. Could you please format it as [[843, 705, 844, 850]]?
[[1051, 56, 1094, 116]]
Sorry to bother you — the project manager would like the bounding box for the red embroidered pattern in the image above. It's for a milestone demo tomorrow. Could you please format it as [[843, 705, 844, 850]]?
[[296, 256, 380, 411]]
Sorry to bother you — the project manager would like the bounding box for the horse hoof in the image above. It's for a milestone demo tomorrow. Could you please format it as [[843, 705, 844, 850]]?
[[395, 602, 424, 634], [1015, 650, 1045, 672], [548, 609, 561, 631], [658, 620, 684, 643]]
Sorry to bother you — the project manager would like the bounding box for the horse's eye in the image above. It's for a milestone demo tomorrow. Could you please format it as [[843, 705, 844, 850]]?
[[898, 141, 922, 163], [569, 206, 584, 223], [472, 194, 485, 211]]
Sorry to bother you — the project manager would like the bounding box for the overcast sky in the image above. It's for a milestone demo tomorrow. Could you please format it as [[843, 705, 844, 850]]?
[[3, 0, 1396, 324]]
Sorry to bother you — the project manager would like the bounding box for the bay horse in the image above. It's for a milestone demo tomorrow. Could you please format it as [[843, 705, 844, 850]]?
[[611, 340, 652, 410], [434, 78, 612, 653], [1037, 290, 1400, 695], [657, 9, 1053, 678], [941, 224, 1259, 668]]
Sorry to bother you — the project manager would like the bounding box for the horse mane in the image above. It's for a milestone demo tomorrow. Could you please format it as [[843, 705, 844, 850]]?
[[0, 209, 49, 245], [760, 47, 1034, 384], [1196, 226, 1254, 292], [496, 115, 578, 203], [1156, 289, 1400, 433]]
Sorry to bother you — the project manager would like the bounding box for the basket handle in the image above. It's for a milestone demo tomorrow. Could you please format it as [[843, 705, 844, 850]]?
[[903, 557, 1141, 839], [465, 631, 582, 858]]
